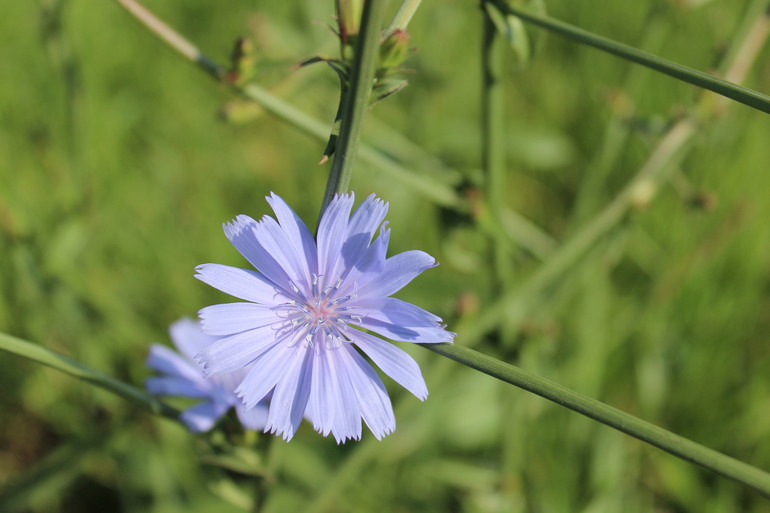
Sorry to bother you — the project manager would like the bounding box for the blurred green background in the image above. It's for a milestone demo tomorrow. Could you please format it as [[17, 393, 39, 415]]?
[[2, 0, 770, 511]]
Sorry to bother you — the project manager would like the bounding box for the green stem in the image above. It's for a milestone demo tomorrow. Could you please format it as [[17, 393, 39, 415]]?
[[114, 0, 222, 80], [423, 343, 770, 496], [0, 332, 181, 421], [320, 0, 390, 216], [467, 1, 770, 343], [385, 0, 422, 36], [468, 117, 698, 342], [239, 83, 460, 207], [490, 0, 770, 114], [112, 0, 462, 209], [481, 2, 511, 290]]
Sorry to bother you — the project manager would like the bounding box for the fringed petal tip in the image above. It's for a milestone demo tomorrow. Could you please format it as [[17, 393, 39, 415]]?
[[235, 387, 267, 411], [264, 423, 297, 442], [373, 425, 395, 440], [192, 353, 212, 377], [222, 214, 257, 240], [334, 432, 363, 445], [333, 192, 355, 203], [193, 264, 209, 282], [438, 330, 457, 344]]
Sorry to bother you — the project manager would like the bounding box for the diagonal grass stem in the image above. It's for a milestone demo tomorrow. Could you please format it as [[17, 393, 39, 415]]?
[[112, 0, 463, 209], [490, 0, 770, 114], [423, 342, 770, 496], [0, 332, 181, 421]]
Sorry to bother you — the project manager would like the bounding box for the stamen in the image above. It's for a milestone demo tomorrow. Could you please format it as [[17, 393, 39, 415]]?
[[330, 295, 353, 305]]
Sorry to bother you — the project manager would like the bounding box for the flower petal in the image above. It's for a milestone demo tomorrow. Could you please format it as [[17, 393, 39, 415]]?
[[199, 302, 281, 336], [352, 297, 454, 343], [196, 325, 285, 377], [266, 193, 318, 279], [195, 263, 286, 304], [180, 401, 230, 433], [356, 297, 443, 325], [347, 330, 428, 400], [358, 318, 454, 343], [340, 194, 388, 271], [321, 336, 362, 443], [336, 225, 390, 297], [145, 376, 211, 398], [337, 344, 395, 440], [235, 402, 270, 431], [356, 250, 437, 299], [305, 348, 333, 435], [169, 318, 217, 360], [223, 215, 295, 294], [265, 345, 312, 440], [146, 344, 205, 383], [252, 215, 313, 292], [235, 343, 298, 410], [317, 193, 355, 286]]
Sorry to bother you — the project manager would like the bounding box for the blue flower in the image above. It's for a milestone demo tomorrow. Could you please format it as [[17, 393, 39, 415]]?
[[145, 318, 269, 433], [195, 193, 454, 442]]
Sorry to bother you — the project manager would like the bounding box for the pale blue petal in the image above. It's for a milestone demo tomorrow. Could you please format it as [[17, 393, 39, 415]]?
[[355, 224, 389, 274], [265, 345, 312, 441], [337, 225, 390, 297], [145, 376, 211, 398], [356, 250, 437, 299], [337, 344, 395, 440], [317, 193, 355, 285], [355, 297, 442, 325], [305, 348, 334, 435], [169, 318, 216, 360], [199, 303, 281, 336], [235, 402, 270, 431], [325, 341, 362, 443], [252, 215, 313, 292], [358, 317, 455, 343], [196, 325, 286, 377], [236, 344, 297, 409], [147, 345, 205, 383], [347, 329, 428, 400], [340, 195, 388, 271], [195, 264, 286, 304], [266, 193, 318, 279], [223, 216, 295, 294], [180, 401, 230, 433]]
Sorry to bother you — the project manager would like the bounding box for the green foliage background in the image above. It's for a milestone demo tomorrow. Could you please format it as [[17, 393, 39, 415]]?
[[1, 0, 770, 511]]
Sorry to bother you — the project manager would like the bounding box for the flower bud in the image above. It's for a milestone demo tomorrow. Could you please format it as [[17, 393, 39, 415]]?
[[336, 0, 363, 42], [379, 29, 409, 70], [227, 37, 256, 86]]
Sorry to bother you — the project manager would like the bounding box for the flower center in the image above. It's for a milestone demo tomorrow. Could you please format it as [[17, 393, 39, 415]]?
[[276, 276, 362, 349]]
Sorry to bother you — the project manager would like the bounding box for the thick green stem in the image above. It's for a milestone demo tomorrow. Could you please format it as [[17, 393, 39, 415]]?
[[0, 332, 181, 421], [320, 0, 390, 216], [423, 343, 770, 496], [490, 0, 770, 114]]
